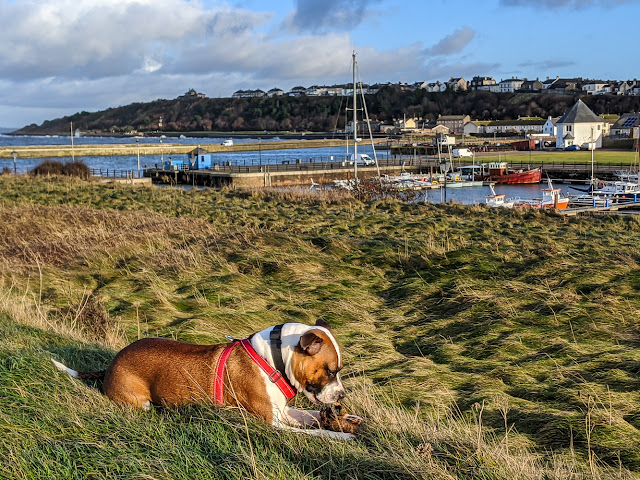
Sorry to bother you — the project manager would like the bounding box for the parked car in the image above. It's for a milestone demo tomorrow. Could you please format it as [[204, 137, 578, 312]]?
[[564, 145, 580, 151]]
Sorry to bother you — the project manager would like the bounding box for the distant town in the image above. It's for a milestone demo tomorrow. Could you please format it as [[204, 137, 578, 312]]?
[[14, 75, 640, 138], [172, 76, 640, 146], [210, 75, 640, 99]]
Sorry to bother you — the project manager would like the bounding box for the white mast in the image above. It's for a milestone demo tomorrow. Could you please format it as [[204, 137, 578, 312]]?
[[352, 50, 358, 183], [70, 121, 75, 162]]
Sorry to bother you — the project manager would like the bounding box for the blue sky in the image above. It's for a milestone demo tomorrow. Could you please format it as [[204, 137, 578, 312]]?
[[1, 0, 639, 128]]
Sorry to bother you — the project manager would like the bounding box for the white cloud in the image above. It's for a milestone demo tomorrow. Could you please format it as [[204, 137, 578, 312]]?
[[423, 27, 475, 57], [0, 1, 505, 127]]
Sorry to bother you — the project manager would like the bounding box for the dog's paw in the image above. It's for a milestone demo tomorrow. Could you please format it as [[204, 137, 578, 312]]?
[[327, 431, 356, 441]]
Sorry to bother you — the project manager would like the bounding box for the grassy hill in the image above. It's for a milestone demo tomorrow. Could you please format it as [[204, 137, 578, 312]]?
[[13, 87, 640, 135], [2, 175, 640, 478]]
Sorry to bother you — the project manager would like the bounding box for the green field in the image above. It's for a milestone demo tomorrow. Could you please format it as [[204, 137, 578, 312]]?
[[2, 175, 640, 479], [478, 149, 640, 166]]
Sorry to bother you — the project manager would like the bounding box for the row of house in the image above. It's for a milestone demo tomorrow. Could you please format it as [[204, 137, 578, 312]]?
[[467, 76, 640, 95], [393, 101, 639, 149], [232, 84, 380, 99], [229, 76, 640, 100]]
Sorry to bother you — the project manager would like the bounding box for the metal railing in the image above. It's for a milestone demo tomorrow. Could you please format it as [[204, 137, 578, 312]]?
[[90, 168, 137, 178]]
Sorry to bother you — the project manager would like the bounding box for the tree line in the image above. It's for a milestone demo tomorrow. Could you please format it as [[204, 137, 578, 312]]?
[[15, 86, 640, 135]]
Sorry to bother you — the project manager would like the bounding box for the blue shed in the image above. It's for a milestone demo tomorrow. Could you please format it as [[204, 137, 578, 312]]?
[[189, 147, 213, 170]]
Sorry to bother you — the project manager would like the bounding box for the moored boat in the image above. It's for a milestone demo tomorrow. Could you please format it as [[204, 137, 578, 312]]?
[[592, 180, 640, 198], [514, 178, 568, 209], [485, 184, 514, 208], [475, 162, 542, 184]]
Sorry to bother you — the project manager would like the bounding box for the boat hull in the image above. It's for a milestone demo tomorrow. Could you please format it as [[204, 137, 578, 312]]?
[[514, 199, 569, 209], [477, 168, 542, 184]]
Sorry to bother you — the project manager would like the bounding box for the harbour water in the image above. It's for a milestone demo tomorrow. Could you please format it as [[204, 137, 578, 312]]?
[[0, 134, 553, 204], [0, 134, 378, 171]]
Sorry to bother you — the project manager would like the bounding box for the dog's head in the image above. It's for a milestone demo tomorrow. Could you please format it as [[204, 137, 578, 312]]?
[[290, 319, 345, 405]]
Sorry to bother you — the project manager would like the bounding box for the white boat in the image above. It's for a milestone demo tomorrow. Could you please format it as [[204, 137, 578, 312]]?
[[514, 177, 569, 209], [444, 165, 484, 187], [592, 180, 640, 198], [485, 184, 514, 208], [382, 172, 440, 190]]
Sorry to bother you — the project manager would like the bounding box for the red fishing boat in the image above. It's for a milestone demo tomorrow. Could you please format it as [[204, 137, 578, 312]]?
[[475, 162, 542, 184]]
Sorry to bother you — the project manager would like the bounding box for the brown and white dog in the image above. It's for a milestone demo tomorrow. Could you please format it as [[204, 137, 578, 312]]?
[[52, 319, 359, 440]]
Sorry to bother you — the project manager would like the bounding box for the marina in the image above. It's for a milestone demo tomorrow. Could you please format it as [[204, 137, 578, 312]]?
[[3, 133, 640, 213]]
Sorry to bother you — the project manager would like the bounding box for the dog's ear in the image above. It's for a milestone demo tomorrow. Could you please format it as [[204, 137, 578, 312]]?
[[315, 318, 331, 330], [300, 330, 324, 356]]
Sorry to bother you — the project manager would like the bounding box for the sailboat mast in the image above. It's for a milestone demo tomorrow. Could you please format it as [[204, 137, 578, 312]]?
[[70, 121, 75, 162], [352, 50, 358, 182]]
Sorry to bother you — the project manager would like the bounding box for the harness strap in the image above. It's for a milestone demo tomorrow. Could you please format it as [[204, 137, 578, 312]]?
[[212, 338, 297, 405], [213, 341, 239, 404], [270, 325, 287, 379], [239, 338, 297, 402]]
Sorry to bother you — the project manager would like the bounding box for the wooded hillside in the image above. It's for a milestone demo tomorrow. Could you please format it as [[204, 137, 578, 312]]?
[[15, 86, 640, 135]]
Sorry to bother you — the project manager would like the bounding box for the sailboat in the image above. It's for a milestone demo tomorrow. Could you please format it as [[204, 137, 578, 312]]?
[[333, 51, 381, 190]]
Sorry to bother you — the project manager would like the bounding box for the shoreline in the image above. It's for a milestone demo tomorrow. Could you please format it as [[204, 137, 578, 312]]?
[[0, 138, 388, 159]]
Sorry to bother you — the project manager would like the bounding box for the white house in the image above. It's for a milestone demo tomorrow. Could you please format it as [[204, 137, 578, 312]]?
[[499, 78, 524, 93], [463, 121, 490, 135], [555, 100, 605, 149], [267, 88, 285, 97], [426, 81, 446, 92], [582, 81, 608, 95], [543, 116, 558, 136], [484, 118, 545, 134]]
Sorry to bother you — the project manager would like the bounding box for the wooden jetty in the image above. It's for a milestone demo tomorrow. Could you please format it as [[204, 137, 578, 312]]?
[[561, 197, 640, 216]]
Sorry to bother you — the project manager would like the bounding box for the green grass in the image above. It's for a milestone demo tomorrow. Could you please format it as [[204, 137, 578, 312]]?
[[480, 149, 640, 165], [2, 175, 640, 478]]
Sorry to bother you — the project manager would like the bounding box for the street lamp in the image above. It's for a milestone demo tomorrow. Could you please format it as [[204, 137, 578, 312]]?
[[11, 151, 17, 174], [136, 139, 141, 177], [258, 137, 262, 167], [160, 135, 165, 163]]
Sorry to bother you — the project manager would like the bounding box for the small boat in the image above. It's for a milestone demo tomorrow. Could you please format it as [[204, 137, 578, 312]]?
[[485, 184, 514, 208], [475, 162, 542, 184], [445, 167, 484, 187], [514, 178, 569, 209], [382, 172, 441, 190], [592, 181, 640, 198]]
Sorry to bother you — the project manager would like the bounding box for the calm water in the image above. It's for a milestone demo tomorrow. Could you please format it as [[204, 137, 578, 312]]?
[[0, 134, 552, 204], [0, 133, 376, 171]]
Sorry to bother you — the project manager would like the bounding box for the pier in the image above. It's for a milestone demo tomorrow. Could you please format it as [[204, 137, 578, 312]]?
[[144, 158, 422, 188], [560, 197, 640, 216]]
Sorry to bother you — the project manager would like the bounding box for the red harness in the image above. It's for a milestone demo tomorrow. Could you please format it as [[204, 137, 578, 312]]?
[[213, 338, 297, 405]]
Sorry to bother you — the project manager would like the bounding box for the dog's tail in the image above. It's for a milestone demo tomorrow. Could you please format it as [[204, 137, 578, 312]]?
[[51, 358, 106, 381]]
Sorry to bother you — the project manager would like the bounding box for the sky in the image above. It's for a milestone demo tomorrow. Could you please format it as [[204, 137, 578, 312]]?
[[1, 0, 639, 129]]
